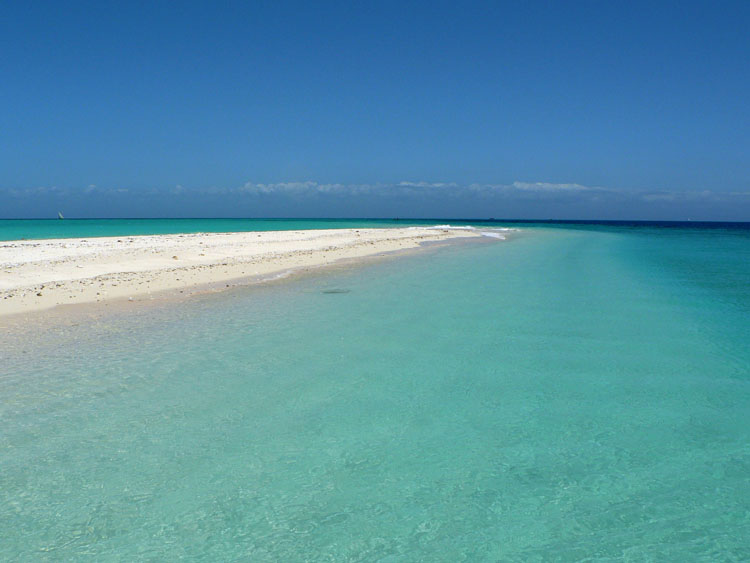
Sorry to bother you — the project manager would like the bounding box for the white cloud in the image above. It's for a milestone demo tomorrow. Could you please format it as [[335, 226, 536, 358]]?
[[232, 180, 601, 197], [239, 181, 319, 194], [397, 181, 459, 188], [4, 181, 749, 211], [510, 181, 593, 192]]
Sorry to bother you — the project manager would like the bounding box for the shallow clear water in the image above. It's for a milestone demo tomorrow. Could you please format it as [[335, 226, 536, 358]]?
[[2, 226, 750, 560]]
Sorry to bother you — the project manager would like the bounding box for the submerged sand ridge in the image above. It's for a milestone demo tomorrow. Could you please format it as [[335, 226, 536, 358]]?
[[0, 227, 487, 316]]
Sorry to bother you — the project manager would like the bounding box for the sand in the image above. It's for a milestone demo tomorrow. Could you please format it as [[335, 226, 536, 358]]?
[[0, 227, 485, 317]]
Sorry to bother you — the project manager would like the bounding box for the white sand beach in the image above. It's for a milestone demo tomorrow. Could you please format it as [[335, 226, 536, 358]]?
[[0, 227, 484, 317]]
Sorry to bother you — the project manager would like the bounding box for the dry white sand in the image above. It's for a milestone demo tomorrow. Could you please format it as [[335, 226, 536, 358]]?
[[0, 227, 484, 317]]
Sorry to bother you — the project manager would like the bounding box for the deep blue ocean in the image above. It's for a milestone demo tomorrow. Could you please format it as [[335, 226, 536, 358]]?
[[2, 220, 749, 560]]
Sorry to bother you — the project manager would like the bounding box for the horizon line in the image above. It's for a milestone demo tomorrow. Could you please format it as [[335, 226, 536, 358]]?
[[2, 217, 750, 225]]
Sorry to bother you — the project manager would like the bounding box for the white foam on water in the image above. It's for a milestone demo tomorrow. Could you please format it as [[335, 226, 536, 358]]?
[[480, 231, 506, 239], [411, 225, 516, 240], [412, 225, 477, 231]]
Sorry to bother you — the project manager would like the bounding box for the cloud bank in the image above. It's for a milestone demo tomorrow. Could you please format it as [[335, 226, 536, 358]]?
[[2, 181, 749, 220]]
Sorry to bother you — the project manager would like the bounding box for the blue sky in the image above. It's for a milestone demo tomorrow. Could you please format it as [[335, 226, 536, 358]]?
[[1, 1, 749, 219]]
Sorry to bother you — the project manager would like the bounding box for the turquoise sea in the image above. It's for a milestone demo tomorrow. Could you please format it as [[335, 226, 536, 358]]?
[[0, 218, 437, 241], [2, 222, 750, 560], [4, 217, 747, 242]]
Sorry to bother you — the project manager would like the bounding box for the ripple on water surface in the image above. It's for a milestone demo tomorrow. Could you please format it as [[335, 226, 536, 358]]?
[[2, 226, 750, 559]]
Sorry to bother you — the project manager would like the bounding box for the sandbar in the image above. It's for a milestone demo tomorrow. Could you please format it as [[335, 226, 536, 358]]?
[[0, 227, 486, 318]]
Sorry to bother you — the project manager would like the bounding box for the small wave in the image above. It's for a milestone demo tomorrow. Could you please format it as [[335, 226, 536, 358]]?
[[410, 225, 516, 240]]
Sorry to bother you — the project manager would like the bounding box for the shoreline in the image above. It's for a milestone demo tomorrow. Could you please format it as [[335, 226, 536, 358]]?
[[0, 227, 499, 320]]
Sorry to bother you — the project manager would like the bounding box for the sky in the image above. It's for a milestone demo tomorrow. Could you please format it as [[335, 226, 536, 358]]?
[[1, 0, 749, 220]]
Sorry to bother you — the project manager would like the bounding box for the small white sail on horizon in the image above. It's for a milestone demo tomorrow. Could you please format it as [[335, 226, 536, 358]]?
[[58, 211, 64, 219]]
